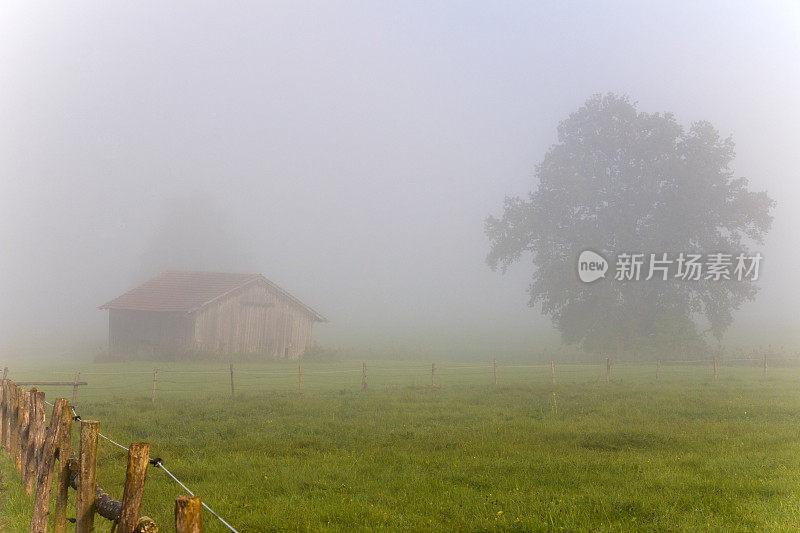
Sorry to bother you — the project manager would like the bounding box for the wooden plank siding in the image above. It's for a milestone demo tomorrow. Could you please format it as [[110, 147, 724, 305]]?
[[102, 271, 324, 359], [192, 279, 315, 358], [109, 309, 195, 357]]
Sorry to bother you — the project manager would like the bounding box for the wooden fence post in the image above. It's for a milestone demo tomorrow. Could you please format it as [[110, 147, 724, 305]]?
[[713, 356, 718, 380], [72, 371, 81, 405], [551, 360, 556, 385], [11, 385, 20, 471], [1, 366, 6, 432], [656, 359, 661, 382], [4, 380, 13, 453], [118, 442, 151, 533], [298, 364, 303, 394], [229, 362, 235, 398], [151, 368, 158, 404], [24, 389, 43, 496], [31, 391, 46, 477], [13, 385, 24, 473], [54, 401, 73, 533], [0, 377, 5, 453], [361, 362, 367, 392], [493, 358, 498, 386], [605, 357, 610, 383], [31, 398, 69, 533], [431, 363, 436, 388], [0, 376, 5, 449], [763, 352, 767, 378], [175, 495, 203, 533], [76, 420, 99, 533], [2, 380, 10, 452], [20, 388, 30, 486]]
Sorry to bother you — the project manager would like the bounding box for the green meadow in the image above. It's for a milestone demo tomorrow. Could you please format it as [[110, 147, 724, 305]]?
[[0, 359, 799, 531]]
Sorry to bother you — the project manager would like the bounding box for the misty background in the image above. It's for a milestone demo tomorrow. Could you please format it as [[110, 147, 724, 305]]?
[[2, 1, 799, 360]]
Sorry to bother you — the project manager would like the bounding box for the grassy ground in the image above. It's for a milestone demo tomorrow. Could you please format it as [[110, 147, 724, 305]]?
[[0, 359, 798, 531]]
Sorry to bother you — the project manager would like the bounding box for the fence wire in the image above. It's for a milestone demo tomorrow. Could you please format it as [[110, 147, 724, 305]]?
[[42, 399, 240, 531], [23, 356, 794, 531]]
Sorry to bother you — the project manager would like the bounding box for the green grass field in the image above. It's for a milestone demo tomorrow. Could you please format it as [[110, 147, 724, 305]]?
[[0, 359, 799, 531]]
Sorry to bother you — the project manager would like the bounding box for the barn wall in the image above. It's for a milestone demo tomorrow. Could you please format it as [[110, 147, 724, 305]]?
[[108, 309, 194, 357], [192, 280, 316, 358]]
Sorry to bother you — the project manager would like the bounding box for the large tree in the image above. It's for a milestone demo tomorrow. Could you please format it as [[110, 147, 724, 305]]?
[[486, 94, 774, 358]]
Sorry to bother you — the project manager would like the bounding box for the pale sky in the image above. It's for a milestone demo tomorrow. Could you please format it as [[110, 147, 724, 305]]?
[[2, 1, 799, 358]]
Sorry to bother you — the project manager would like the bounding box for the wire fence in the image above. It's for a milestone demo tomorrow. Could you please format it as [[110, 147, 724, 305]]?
[[39, 394, 241, 531], [4, 354, 793, 531], [12, 355, 792, 403]]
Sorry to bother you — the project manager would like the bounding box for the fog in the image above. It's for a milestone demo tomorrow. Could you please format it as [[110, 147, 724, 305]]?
[[2, 1, 799, 360]]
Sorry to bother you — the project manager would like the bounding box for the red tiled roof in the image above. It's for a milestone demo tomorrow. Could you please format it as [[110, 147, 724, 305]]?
[[99, 271, 326, 320]]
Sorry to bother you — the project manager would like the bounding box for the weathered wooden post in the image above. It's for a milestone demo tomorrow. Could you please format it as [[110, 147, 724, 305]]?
[[118, 442, 151, 533], [151, 368, 158, 404], [72, 371, 81, 405], [24, 389, 43, 495], [0, 371, 5, 442], [605, 357, 611, 383], [298, 364, 303, 394], [31, 398, 69, 533], [361, 362, 367, 392], [763, 351, 767, 378], [0, 376, 5, 452], [20, 388, 30, 485], [5, 381, 13, 454], [551, 360, 556, 385], [229, 362, 235, 398], [656, 359, 661, 381], [713, 356, 718, 380], [11, 385, 20, 471], [431, 363, 436, 388], [3, 380, 11, 452], [493, 358, 498, 386], [175, 495, 203, 533], [54, 401, 74, 533], [31, 391, 45, 476], [13, 385, 24, 473], [76, 420, 99, 533]]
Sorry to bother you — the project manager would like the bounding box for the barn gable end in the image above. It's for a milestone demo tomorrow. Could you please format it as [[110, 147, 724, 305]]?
[[192, 277, 319, 358]]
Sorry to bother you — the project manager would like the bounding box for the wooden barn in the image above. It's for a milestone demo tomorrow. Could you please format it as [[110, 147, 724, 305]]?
[[99, 270, 327, 358]]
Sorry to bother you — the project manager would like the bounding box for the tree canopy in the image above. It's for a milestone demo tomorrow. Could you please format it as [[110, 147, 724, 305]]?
[[486, 94, 774, 358]]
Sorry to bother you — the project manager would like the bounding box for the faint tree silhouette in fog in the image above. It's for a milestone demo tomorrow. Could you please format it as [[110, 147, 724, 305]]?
[[136, 195, 253, 282], [486, 94, 774, 358]]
